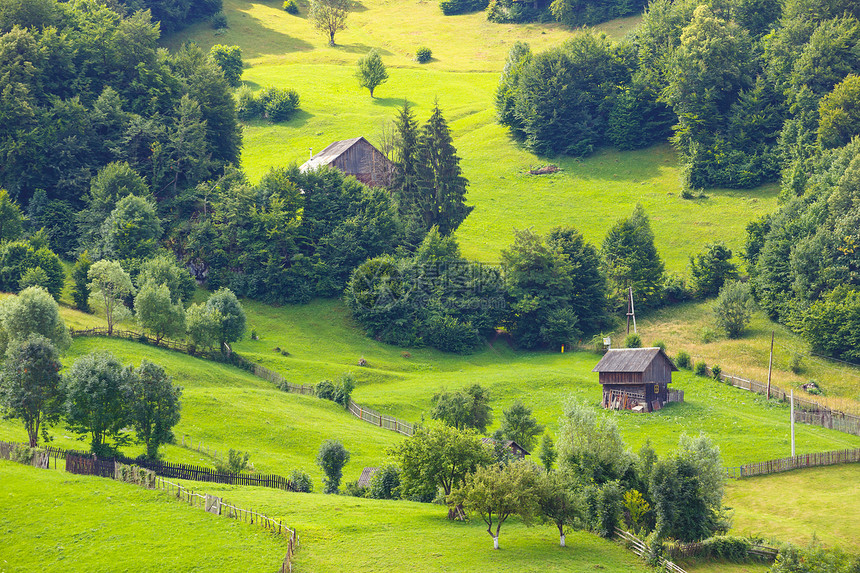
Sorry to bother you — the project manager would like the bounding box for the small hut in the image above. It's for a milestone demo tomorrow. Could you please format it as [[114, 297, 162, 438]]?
[[300, 137, 392, 187], [481, 438, 530, 459], [357, 467, 378, 489], [592, 347, 677, 412]]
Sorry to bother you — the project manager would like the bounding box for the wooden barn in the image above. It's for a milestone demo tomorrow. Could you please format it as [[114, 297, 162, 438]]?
[[300, 137, 392, 187], [481, 438, 530, 459], [592, 347, 678, 413]]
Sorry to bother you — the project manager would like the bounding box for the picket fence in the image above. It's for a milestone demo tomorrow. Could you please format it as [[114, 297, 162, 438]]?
[[615, 528, 687, 573], [724, 447, 860, 478], [710, 367, 860, 437]]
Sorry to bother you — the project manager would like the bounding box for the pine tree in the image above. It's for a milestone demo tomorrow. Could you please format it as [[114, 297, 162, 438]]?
[[391, 102, 420, 223], [413, 103, 473, 236], [602, 204, 665, 310]]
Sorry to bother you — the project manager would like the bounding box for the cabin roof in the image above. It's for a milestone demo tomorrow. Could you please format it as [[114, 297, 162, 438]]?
[[300, 136, 368, 172], [481, 437, 530, 456], [357, 466, 378, 488], [591, 347, 678, 373]]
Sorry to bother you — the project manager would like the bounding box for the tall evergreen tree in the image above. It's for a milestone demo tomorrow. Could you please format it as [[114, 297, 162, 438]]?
[[413, 103, 473, 236], [602, 204, 665, 310], [391, 101, 422, 238]]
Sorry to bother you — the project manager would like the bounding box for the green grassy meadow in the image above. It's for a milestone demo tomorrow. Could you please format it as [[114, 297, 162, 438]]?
[[0, 462, 290, 573], [726, 464, 860, 552], [161, 0, 777, 273]]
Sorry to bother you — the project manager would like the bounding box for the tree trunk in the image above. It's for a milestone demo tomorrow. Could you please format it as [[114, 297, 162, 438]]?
[[493, 535, 499, 550], [328, 32, 335, 46], [560, 534, 566, 547], [370, 87, 374, 98]]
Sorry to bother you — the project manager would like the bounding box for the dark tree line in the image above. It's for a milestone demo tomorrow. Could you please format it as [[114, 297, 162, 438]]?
[[497, 0, 860, 189], [0, 0, 240, 255]]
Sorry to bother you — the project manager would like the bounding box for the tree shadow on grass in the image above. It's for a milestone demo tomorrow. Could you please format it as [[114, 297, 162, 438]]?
[[334, 43, 394, 56], [370, 96, 413, 108]]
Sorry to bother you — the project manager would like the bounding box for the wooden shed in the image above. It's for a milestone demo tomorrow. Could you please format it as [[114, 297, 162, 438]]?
[[300, 137, 392, 187], [481, 438, 530, 459], [592, 347, 677, 413]]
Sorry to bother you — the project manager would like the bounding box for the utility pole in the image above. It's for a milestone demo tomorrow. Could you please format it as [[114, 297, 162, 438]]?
[[626, 287, 637, 335], [766, 331, 774, 400], [791, 389, 796, 458]]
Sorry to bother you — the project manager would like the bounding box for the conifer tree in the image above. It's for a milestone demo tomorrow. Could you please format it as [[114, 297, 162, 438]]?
[[602, 204, 665, 310], [413, 103, 473, 236], [391, 102, 422, 238]]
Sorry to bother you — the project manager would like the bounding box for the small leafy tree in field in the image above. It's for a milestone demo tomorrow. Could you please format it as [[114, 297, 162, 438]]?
[[317, 439, 350, 493], [689, 243, 738, 298], [536, 469, 582, 546], [0, 286, 71, 353], [186, 303, 221, 352], [0, 335, 63, 447], [125, 360, 182, 459], [64, 351, 130, 456], [205, 288, 246, 349], [430, 384, 492, 433], [135, 283, 186, 344], [88, 260, 135, 335], [622, 489, 650, 535], [392, 422, 492, 513], [713, 280, 755, 338], [448, 458, 539, 549], [309, 0, 350, 46], [216, 449, 251, 474], [356, 49, 388, 97], [498, 401, 544, 452], [368, 464, 401, 499]]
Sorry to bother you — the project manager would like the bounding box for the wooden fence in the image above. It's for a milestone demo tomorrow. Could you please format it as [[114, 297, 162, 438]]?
[[45, 445, 299, 491], [155, 477, 298, 573], [708, 367, 860, 437], [615, 528, 687, 573], [665, 539, 778, 562], [70, 328, 417, 438], [724, 447, 860, 478]]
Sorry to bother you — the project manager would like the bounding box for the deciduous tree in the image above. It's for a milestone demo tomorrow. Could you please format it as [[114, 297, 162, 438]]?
[[88, 260, 135, 335], [498, 401, 544, 452], [135, 282, 186, 343], [317, 439, 350, 493], [0, 286, 70, 353], [355, 49, 388, 97], [309, 0, 350, 46], [125, 360, 182, 459], [205, 287, 246, 348], [713, 280, 755, 338], [430, 384, 493, 433], [0, 335, 63, 447]]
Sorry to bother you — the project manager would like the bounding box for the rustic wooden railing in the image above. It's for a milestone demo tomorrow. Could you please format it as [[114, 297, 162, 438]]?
[[614, 528, 687, 573], [723, 447, 860, 478], [70, 327, 416, 437]]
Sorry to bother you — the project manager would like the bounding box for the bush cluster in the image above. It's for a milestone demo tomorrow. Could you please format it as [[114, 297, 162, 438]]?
[[675, 351, 691, 369], [283, 0, 299, 14], [415, 47, 432, 63], [236, 86, 300, 122], [315, 373, 355, 408], [439, 0, 488, 15]]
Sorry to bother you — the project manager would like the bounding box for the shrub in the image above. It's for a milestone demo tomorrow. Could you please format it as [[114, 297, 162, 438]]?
[[711, 364, 722, 380], [694, 360, 708, 376], [211, 11, 228, 28], [714, 281, 755, 339], [289, 469, 314, 492], [283, 0, 299, 14], [652, 339, 666, 352], [259, 87, 300, 122], [700, 327, 718, 343], [10, 444, 35, 464], [439, 0, 488, 15], [663, 273, 690, 303], [315, 379, 336, 400], [368, 465, 401, 499], [332, 372, 356, 408], [415, 46, 432, 63], [343, 480, 367, 497], [596, 481, 623, 538], [214, 449, 250, 474], [675, 351, 691, 369], [790, 352, 804, 374], [624, 332, 642, 348], [424, 314, 481, 353], [236, 85, 263, 120]]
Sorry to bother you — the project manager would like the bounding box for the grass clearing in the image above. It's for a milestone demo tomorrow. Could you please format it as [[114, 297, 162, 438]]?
[[0, 461, 289, 573], [171, 479, 651, 573], [725, 464, 860, 552], [628, 301, 860, 412]]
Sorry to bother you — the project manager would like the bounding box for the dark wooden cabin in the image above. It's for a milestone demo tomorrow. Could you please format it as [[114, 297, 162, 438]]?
[[300, 136, 392, 187], [592, 347, 677, 412], [481, 438, 530, 459]]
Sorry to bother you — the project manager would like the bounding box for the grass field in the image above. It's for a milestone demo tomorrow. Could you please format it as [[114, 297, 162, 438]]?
[[626, 301, 860, 413], [159, 0, 777, 273], [171, 479, 652, 573], [725, 464, 860, 552], [0, 461, 290, 573]]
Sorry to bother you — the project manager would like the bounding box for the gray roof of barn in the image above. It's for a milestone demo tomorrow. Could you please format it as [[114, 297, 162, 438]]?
[[357, 466, 378, 488], [591, 347, 678, 373], [300, 136, 367, 172]]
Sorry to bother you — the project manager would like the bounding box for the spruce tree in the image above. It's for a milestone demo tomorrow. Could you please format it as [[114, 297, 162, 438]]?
[[602, 204, 665, 310], [391, 102, 421, 224], [414, 103, 473, 236]]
